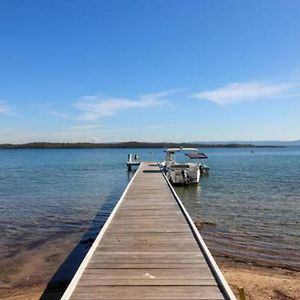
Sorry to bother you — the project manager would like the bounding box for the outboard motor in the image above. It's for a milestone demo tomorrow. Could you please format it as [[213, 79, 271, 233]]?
[[199, 165, 204, 176], [182, 169, 190, 184]]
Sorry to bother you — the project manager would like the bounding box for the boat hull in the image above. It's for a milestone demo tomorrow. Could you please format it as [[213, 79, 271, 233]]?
[[166, 166, 200, 185]]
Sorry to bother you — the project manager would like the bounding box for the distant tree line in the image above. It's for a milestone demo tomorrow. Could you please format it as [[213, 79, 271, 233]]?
[[0, 141, 280, 149]]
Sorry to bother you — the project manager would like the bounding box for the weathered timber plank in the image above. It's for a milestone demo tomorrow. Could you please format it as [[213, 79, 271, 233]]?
[[86, 263, 209, 269], [80, 268, 213, 279], [100, 236, 195, 243], [77, 278, 217, 286], [89, 257, 206, 264], [71, 286, 224, 300], [95, 246, 200, 253], [90, 251, 203, 258]]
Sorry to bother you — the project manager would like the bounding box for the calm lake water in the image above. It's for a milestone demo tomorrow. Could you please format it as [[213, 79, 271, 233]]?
[[0, 148, 299, 270]]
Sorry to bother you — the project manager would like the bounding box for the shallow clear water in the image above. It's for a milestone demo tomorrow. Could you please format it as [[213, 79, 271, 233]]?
[[0, 147, 299, 270], [175, 147, 300, 270]]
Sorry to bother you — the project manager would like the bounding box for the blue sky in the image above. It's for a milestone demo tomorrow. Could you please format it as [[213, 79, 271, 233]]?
[[0, 0, 300, 143]]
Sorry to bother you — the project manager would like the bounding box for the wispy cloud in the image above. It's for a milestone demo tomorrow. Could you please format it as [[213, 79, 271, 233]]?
[[192, 80, 300, 105], [67, 124, 101, 130], [48, 109, 71, 119], [75, 90, 176, 121], [0, 101, 14, 116], [94, 123, 185, 133]]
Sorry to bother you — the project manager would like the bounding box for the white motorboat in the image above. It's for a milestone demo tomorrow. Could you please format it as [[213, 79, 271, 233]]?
[[161, 148, 209, 185]]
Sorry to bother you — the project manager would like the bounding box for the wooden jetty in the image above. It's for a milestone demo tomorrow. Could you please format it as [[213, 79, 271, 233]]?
[[61, 162, 236, 300]]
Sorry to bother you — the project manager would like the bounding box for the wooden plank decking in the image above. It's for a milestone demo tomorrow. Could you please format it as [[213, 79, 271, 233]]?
[[61, 162, 236, 300]]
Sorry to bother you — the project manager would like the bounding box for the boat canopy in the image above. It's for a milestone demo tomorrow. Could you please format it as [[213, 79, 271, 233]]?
[[164, 148, 199, 153], [185, 152, 208, 159]]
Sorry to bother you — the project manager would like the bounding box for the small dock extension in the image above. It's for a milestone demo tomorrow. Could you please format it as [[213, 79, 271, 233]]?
[[61, 162, 236, 300], [127, 154, 141, 171]]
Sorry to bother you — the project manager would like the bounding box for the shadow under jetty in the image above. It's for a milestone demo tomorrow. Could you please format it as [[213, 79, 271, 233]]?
[[39, 195, 120, 300]]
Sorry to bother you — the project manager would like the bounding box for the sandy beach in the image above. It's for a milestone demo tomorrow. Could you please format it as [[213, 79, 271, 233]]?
[[221, 262, 300, 300], [0, 232, 299, 300]]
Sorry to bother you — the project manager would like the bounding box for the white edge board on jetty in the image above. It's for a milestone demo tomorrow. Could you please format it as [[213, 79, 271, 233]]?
[[60, 163, 142, 300]]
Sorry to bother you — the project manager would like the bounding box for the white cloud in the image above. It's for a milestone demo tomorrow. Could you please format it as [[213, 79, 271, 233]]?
[[75, 90, 176, 121], [0, 101, 14, 116], [93, 123, 185, 133], [192, 80, 300, 105], [67, 124, 101, 130], [48, 109, 71, 119]]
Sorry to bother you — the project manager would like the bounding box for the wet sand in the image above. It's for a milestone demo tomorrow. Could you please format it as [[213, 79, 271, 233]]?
[[0, 233, 80, 300], [0, 232, 299, 300]]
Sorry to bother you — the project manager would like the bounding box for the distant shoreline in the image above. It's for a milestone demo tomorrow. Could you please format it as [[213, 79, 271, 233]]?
[[0, 142, 285, 149]]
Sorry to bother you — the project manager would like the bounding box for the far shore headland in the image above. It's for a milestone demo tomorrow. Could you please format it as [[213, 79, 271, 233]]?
[[0, 141, 286, 149]]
